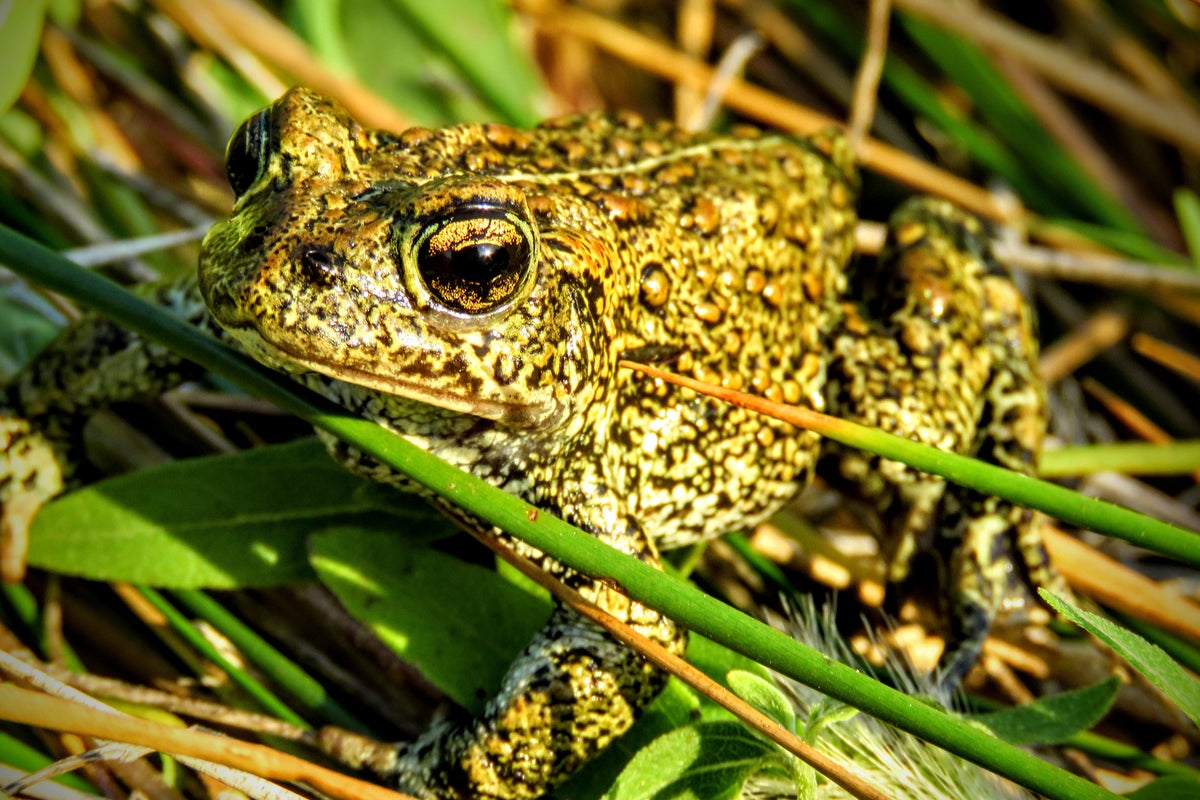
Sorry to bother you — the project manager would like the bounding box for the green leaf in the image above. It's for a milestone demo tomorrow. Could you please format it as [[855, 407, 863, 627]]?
[[1174, 188, 1200, 267], [28, 439, 451, 588], [0, 0, 47, 113], [309, 526, 552, 711], [727, 670, 795, 732], [1124, 776, 1200, 800], [972, 677, 1120, 745], [605, 721, 775, 800], [1043, 591, 1200, 727]]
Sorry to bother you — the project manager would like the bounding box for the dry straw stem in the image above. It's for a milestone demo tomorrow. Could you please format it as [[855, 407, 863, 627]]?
[[1058, 0, 1194, 108], [473, 533, 894, 800], [993, 240, 1200, 294], [1080, 379, 1200, 483], [517, 0, 1010, 221], [894, 0, 1200, 158], [37, 664, 315, 743], [1132, 333, 1200, 383], [1043, 527, 1200, 644], [1082, 378, 1171, 443], [1038, 309, 1130, 385], [0, 684, 413, 800], [846, 0, 892, 152]]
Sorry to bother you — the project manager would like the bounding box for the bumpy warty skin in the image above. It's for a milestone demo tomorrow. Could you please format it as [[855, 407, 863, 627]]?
[[198, 89, 860, 549]]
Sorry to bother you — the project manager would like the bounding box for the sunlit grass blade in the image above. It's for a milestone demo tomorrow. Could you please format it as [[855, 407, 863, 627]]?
[[170, 588, 365, 732], [135, 585, 308, 728], [1174, 188, 1200, 267], [1039, 440, 1200, 478]]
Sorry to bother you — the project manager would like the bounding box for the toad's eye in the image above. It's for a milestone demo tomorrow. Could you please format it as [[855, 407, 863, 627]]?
[[413, 206, 534, 314], [225, 109, 272, 198]]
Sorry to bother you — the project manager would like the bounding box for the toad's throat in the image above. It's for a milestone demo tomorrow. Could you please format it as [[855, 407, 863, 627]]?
[[219, 321, 561, 429]]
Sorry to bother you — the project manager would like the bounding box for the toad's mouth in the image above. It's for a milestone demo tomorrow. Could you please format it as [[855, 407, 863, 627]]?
[[219, 321, 561, 430]]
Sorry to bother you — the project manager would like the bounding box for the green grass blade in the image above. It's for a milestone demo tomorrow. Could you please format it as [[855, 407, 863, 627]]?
[[897, 14, 1143, 233], [0, 0, 48, 113], [170, 588, 365, 732], [135, 585, 308, 728], [0, 729, 96, 793], [1173, 188, 1200, 267]]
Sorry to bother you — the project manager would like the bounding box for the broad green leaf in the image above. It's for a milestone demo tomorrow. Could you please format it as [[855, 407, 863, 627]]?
[[309, 526, 552, 711], [0, 0, 47, 113], [28, 439, 450, 588], [288, 0, 460, 124], [605, 721, 775, 800], [727, 670, 795, 732], [1043, 591, 1200, 727], [1124, 776, 1200, 800], [972, 677, 1120, 745]]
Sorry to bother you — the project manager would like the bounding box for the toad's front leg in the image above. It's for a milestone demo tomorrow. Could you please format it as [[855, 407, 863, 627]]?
[[1, 278, 212, 573], [365, 486, 685, 800], [823, 197, 1064, 682]]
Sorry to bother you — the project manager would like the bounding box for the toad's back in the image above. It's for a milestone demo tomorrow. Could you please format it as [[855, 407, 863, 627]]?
[[389, 113, 859, 546]]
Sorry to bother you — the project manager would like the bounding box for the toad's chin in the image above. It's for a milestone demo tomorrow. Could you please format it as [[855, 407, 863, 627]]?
[[217, 322, 564, 430]]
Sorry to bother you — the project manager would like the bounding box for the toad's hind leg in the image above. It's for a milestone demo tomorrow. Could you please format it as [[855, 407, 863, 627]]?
[[823, 197, 1062, 682]]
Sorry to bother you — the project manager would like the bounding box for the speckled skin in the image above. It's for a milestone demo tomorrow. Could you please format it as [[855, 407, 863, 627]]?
[[2, 88, 1059, 799]]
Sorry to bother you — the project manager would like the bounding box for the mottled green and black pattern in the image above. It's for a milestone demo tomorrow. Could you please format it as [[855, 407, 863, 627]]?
[[1, 88, 1062, 798]]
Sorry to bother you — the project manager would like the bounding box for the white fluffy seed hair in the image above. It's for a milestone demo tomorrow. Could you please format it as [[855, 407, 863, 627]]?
[[741, 597, 1032, 800]]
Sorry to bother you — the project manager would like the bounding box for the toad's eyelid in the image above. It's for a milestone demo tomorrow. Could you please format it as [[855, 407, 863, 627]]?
[[349, 182, 415, 204]]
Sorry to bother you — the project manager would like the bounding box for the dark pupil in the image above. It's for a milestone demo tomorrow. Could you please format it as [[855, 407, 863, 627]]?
[[451, 243, 508, 276], [419, 231, 529, 313], [225, 110, 271, 197]]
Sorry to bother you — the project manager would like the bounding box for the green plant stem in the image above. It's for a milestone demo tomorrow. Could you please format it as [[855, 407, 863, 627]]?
[[0, 225, 1123, 800]]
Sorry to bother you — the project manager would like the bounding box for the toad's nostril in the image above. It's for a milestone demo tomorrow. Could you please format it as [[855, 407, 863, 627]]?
[[296, 244, 343, 287]]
